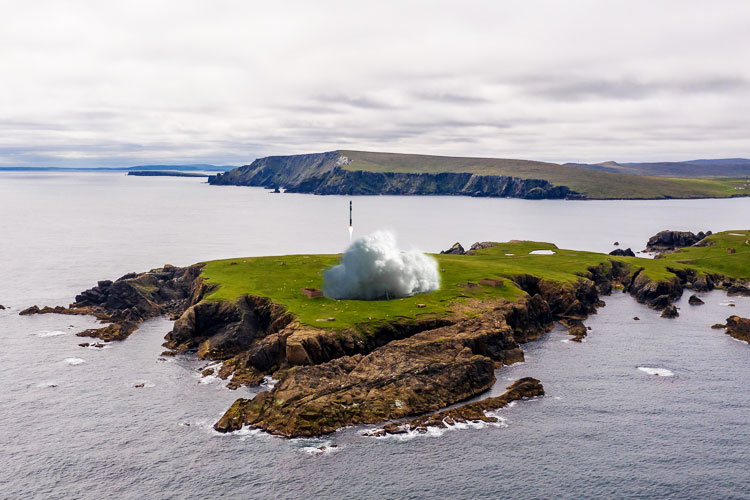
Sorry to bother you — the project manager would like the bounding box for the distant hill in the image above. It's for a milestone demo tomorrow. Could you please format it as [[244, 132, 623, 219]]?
[[0, 164, 236, 172], [127, 171, 208, 177], [209, 150, 750, 200], [564, 158, 750, 178]]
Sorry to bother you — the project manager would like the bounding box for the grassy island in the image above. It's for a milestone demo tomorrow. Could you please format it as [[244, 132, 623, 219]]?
[[49, 230, 750, 438], [199, 231, 750, 330]]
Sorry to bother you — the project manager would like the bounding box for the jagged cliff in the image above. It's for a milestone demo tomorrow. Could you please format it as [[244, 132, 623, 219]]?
[[22, 231, 750, 438], [208, 151, 577, 199]]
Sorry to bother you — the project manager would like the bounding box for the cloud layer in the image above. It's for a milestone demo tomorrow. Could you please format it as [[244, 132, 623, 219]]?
[[323, 231, 439, 300], [1, 0, 749, 166]]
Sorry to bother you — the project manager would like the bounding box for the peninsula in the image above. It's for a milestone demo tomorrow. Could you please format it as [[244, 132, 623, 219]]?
[[21, 231, 750, 437], [208, 150, 750, 200]]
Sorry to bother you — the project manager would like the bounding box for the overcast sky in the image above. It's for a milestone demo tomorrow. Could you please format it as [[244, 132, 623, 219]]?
[[1, 0, 749, 166]]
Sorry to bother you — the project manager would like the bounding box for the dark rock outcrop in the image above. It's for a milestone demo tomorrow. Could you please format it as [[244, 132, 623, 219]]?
[[609, 248, 635, 257], [661, 305, 679, 318], [213, 304, 544, 437], [164, 295, 293, 360], [727, 282, 750, 296], [0, 304, 5, 310], [365, 378, 544, 437], [561, 319, 588, 342], [464, 242, 496, 255], [626, 269, 683, 309], [20, 264, 205, 342], [19, 305, 40, 315], [209, 152, 578, 200], [440, 242, 465, 255], [724, 316, 750, 342], [688, 294, 705, 305], [645, 230, 711, 253]]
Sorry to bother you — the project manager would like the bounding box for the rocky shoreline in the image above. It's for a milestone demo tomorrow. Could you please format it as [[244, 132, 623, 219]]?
[[19, 231, 750, 438]]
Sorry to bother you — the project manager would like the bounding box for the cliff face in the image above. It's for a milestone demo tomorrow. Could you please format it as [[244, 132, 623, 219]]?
[[209, 151, 576, 199]]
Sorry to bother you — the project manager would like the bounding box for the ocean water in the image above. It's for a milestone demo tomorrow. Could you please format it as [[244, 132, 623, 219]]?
[[1, 172, 749, 499]]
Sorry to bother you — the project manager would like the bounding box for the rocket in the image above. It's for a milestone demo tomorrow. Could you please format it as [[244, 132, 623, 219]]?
[[348, 200, 354, 241]]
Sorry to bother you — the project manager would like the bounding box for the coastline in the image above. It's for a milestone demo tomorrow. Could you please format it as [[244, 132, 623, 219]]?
[[20, 231, 750, 438]]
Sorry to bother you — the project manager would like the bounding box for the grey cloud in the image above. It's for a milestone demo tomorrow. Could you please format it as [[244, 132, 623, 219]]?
[[521, 76, 750, 101], [412, 91, 490, 104], [2, 0, 750, 165], [314, 94, 401, 110]]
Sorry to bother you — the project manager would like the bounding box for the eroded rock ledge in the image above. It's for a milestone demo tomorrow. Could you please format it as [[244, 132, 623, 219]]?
[[365, 377, 544, 437], [716, 316, 750, 343], [19, 264, 207, 342]]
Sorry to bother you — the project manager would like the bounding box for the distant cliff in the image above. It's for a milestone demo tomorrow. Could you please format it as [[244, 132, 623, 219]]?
[[208, 151, 577, 199]]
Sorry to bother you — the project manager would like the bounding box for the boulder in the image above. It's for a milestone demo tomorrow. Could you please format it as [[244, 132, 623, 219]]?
[[0, 304, 5, 310], [77, 322, 137, 342], [692, 274, 715, 292], [609, 248, 635, 257], [440, 242, 465, 255], [560, 319, 587, 342], [688, 294, 704, 305], [661, 305, 679, 318], [19, 305, 40, 315], [724, 316, 750, 342], [469, 241, 494, 251], [645, 230, 711, 253]]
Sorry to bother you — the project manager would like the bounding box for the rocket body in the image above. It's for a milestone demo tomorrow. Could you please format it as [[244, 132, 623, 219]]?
[[348, 200, 353, 241]]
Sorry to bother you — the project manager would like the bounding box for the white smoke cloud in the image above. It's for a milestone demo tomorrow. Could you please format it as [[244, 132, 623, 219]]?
[[323, 231, 440, 300]]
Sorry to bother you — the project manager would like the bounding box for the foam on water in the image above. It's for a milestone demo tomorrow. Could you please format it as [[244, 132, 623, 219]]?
[[36, 330, 67, 337], [293, 438, 341, 455], [196, 362, 223, 384], [63, 358, 86, 366], [261, 375, 279, 389], [214, 423, 274, 442], [199, 374, 221, 384], [637, 366, 674, 377], [371, 411, 510, 441], [36, 381, 58, 388], [82, 342, 110, 349]]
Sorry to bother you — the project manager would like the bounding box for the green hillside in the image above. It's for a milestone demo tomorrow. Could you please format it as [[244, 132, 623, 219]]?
[[340, 150, 746, 199]]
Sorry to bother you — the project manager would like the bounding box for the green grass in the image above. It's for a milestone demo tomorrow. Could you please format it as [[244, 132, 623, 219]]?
[[199, 231, 750, 330], [658, 231, 750, 278], [339, 150, 747, 199]]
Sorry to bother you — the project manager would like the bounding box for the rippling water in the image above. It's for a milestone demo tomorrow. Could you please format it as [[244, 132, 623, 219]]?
[[1, 173, 749, 499]]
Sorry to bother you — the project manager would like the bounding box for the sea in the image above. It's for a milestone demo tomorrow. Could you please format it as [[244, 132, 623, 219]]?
[[1, 172, 749, 499]]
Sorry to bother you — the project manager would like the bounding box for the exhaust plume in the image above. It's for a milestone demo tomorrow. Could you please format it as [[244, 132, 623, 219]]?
[[323, 231, 440, 300]]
